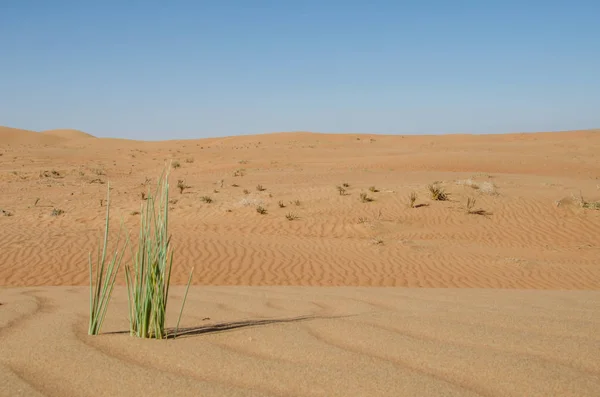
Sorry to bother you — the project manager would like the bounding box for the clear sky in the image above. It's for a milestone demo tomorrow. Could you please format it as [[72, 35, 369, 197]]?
[[1, 1, 599, 140]]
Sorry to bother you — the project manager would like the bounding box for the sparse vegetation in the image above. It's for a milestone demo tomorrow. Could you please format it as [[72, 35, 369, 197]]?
[[342, 183, 350, 188], [360, 193, 374, 203], [357, 217, 368, 224], [285, 212, 298, 221], [90, 178, 106, 185], [185, 158, 194, 163], [369, 186, 379, 193], [408, 192, 418, 208], [256, 184, 266, 191], [337, 186, 347, 195], [231, 183, 240, 187], [88, 183, 128, 335], [141, 192, 147, 200], [577, 192, 600, 210], [428, 183, 449, 201], [200, 196, 213, 203], [171, 161, 181, 169], [243, 189, 250, 195], [372, 238, 384, 245], [130, 211, 140, 216], [292, 199, 301, 206], [177, 179, 190, 194], [466, 197, 491, 216], [278, 200, 286, 208], [124, 168, 193, 339], [51, 208, 64, 216], [256, 205, 268, 214], [233, 169, 245, 177], [1, 209, 13, 217]]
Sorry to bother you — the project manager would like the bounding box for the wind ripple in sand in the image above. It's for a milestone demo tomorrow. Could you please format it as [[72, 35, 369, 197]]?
[[1, 286, 599, 397]]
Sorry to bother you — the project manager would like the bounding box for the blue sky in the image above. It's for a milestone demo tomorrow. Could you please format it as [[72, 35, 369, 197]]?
[[1, 1, 599, 139]]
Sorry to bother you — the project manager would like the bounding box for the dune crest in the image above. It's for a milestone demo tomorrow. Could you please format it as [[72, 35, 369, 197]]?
[[40, 129, 96, 140]]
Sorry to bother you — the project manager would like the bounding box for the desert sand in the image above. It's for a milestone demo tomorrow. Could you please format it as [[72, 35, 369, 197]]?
[[1, 126, 600, 396]]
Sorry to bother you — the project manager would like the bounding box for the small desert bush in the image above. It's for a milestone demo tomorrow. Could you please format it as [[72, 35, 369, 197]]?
[[292, 199, 301, 206], [465, 197, 491, 216], [285, 212, 298, 221], [337, 186, 346, 195], [256, 205, 267, 214], [408, 192, 418, 208], [243, 189, 250, 195], [171, 161, 181, 169], [1, 209, 13, 217], [233, 169, 245, 177], [342, 183, 350, 188], [256, 184, 266, 191], [184, 158, 194, 163], [177, 179, 190, 194], [200, 196, 213, 203], [428, 183, 449, 201], [369, 186, 379, 193], [51, 208, 64, 216], [359, 193, 374, 203], [576, 193, 600, 210], [278, 200, 286, 208]]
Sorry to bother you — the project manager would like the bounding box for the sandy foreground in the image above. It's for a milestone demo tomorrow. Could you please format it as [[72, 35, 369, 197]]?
[[1, 126, 600, 396], [1, 286, 600, 396]]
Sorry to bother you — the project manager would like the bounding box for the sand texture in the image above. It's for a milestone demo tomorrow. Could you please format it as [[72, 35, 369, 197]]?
[[1, 287, 600, 396], [1, 128, 599, 289], [1, 128, 600, 396]]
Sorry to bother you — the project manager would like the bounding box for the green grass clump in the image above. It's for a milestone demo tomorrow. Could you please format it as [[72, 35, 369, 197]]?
[[124, 168, 193, 339], [89, 184, 128, 335]]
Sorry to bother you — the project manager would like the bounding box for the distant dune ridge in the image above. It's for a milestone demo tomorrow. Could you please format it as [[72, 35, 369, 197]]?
[[0, 126, 96, 146], [1, 125, 600, 396]]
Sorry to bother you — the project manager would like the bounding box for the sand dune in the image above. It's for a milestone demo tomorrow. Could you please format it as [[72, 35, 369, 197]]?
[[1, 286, 599, 396], [0, 126, 64, 146], [40, 129, 96, 140], [1, 129, 599, 288], [1, 128, 600, 396]]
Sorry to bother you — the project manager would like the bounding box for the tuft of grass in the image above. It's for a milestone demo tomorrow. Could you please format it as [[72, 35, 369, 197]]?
[[200, 196, 213, 203], [342, 183, 350, 188], [256, 205, 267, 214], [292, 199, 301, 206], [359, 193, 374, 203], [278, 200, 286, 208], [171, 161, 181, 169], [1, 209, 13, 217], [256, 184, 266, 191], [285, 212, 298, 221], [408, 192, 418, 208], [233, 169, 245, 177], [88, 183, 128, 335], [243, 189, 250, 195], [124, 167, 193, 339], [428, 183, 449, 201], [369, 186, 379, 193], [51, 208, 64, 216], [184, 158, 194, 164], [177, 179, 190, 194], [466, 197, 492, 216], [577, 192, 600, 210], [372, 238, 384, 245], [357, 217, 368, 224], [336, 186, 347, 195]]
